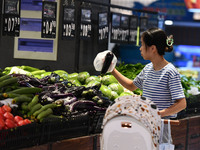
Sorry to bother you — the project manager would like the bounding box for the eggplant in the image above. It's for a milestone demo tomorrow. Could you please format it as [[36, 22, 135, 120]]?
[[68, 100, 97, 112], [63, 97, 77, 105], [101, 52, 114, 75], [50, 93, 74, 99]]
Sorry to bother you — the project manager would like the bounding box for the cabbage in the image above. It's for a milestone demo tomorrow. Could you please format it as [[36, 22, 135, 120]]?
[[54, 70, 68, 80], [111, 91, 119, 101], [119, 92, 134, 97], [108, 83, 124, 95], [101, 75, 118, 85], [68, 79, 82, 86], [77, 71, 90, 84], [86, 80, 101, 87], [100, 85, 112, 99], [85, 76, 101, 84], [68, 73, 78, 79]]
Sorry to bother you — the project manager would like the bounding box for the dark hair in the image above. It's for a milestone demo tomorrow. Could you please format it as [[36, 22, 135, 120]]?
[[141, 27, 173, 55]]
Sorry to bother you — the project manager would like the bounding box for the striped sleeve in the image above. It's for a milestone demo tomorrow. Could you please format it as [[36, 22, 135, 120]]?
[[168, 72, 185, 103], [133, 67, 145, 90]]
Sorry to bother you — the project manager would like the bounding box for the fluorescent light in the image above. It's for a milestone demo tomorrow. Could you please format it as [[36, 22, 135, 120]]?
[[164, 20, 173, 25], [188, 9, 200, 13]]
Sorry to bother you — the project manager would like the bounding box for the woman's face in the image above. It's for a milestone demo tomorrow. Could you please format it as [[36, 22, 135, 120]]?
[[140, 38, 150, 60]]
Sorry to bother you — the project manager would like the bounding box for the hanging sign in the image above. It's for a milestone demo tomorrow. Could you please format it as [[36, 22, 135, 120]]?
[[129, 16, 138, 44], [98, 12, 109, 41], [2, 0, 21, 36], [62, 5, 75, 39], [110, 13, 121, 43], [139, 16, 148, 44], [120, 14, 129, 43], [80, 8, 92, 39], [139, 16, 148, 33], [41, 1, 57, 38]]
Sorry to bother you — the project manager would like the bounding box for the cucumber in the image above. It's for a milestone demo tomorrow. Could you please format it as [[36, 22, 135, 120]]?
[[21, 102, 29, 111], [3, 92, 34, 99], [31, 70, 46, 75], [37, 108, 53, 120], [20, 65, 39, 72], [9, 87, 42, 94], [33, 103, 57, 117], [12, 95, 32, 104], [0, 75, 11, 82], [3, 92, 20, 98], [0, 77, 18, 88], [27, 95, 39, 110], [28, 103, 42, 115], [46, 114, 63, 119]]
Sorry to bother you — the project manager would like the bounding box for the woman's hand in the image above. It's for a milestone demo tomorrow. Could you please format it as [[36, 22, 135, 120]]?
[[111, 68, 138, 91]]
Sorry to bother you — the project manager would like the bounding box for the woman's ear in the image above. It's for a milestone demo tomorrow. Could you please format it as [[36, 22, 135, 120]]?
[[151, 45, 157, 53]]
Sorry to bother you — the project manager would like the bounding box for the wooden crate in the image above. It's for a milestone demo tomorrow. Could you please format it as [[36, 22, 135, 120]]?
[[171, 119, 188, 150], [187, 116, 200, 150]]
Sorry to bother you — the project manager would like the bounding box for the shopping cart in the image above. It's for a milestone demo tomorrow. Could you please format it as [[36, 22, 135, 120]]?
[[100, 95, 178, 150]]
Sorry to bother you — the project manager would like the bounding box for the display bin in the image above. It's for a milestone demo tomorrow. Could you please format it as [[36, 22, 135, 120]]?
[[39, 112, 91, 144], [89, 111, 106, 134], [0, 122, 42, 150]]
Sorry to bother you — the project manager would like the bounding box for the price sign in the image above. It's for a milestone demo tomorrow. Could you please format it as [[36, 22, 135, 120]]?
[[42, 1, 57, 38], [120, 15, 129, 43], [62, 6, 75, 39], [2, 0, 21, 36], [139, 16, 148, 43], [111, 13, 121, 43], [98, 12, 109, 41], [80, 8, 92, 39], [129, 16, 138, 44], [139, 16, 148, 32]]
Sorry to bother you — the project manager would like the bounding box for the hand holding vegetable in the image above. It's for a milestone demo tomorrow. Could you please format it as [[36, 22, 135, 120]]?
[[93, 50, 117, 73]]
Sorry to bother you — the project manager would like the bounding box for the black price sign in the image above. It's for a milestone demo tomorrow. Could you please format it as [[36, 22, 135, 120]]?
[[139, 16, 148, 43], [129, 16, 138, 44], [139, 16, 148, 32], [98, 12, 109, 41], [62, 6, 75, 39], [80, 8, 92, 39], [120, 15, 129, 43], [42, 1, 57, 38], [3, 0, 21, 36], [111, 13, 121, 43]]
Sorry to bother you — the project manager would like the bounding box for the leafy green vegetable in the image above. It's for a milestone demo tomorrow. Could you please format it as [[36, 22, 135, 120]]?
[[116, 62, 145, 80], [115, 62, 145, 95]]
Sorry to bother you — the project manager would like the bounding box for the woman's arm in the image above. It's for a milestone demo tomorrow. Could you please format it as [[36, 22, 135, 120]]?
[[111, 68, 138, 91], [159, 97, 187, 117]]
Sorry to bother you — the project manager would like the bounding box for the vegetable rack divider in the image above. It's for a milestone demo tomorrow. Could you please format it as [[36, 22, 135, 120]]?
[[89, 110, 106, 134], [0, 122, 42, 150]]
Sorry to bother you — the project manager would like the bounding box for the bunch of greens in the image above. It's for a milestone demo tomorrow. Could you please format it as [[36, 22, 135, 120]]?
[[116, 62, 145, 80], [116, 62, 145, 95]]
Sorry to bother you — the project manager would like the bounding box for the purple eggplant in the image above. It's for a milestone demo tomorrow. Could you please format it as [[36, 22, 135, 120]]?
[[68, 100, 97, 112], [63, 97, 77, 105], [50, 93, 74, 99]]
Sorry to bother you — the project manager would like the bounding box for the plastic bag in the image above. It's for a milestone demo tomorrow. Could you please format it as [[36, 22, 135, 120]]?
[[93, 50, 117, 73], [159, 119, 175, 150]]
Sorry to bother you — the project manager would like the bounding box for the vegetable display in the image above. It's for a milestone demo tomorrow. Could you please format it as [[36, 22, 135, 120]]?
[[0, 63, 199, 132]]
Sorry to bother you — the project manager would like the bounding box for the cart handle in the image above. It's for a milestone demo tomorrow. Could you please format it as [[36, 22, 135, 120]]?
[[164, 119, 180, 126]]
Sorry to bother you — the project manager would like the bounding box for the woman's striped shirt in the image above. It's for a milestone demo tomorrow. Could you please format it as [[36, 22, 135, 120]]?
[[133, 62, 185, 117]]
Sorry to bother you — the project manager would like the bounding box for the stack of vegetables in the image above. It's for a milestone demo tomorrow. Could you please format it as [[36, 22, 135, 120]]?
[[0, 62, 199, 129], [0, 66, 116, 131]]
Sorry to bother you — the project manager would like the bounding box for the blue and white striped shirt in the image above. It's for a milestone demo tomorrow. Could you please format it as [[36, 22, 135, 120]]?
[[133, 63, 185, 117]]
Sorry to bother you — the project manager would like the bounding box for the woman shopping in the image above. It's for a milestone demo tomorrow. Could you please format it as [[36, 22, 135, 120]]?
[[94, 27, 187, 148], [94, 27, 186, 118]]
